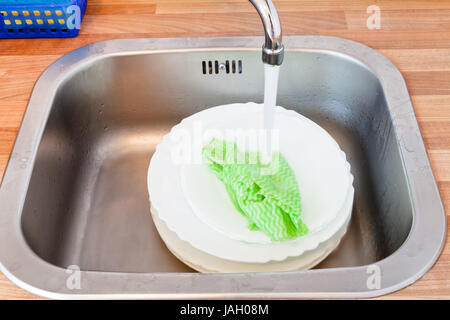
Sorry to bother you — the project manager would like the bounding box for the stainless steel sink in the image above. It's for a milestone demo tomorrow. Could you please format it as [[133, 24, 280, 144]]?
[[0, 36, 446, 298]]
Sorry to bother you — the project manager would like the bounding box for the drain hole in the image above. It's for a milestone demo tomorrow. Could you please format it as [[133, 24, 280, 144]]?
[[208, 61, 213, 74], [201, 59, 243, 75], [202, 61, 206, 74]]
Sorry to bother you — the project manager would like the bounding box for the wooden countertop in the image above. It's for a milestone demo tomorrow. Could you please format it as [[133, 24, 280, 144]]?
[[0, 0, 449, 299]]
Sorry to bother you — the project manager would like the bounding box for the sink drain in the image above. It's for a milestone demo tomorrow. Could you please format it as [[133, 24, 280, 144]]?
[[202, 60, 242, 74]]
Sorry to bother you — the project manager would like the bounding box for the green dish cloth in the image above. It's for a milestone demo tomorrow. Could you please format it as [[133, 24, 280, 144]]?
[[202, 138, 308, 242]]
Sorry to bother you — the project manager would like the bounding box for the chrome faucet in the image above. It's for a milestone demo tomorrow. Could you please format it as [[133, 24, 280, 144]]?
[[248, 0, 284, 66]]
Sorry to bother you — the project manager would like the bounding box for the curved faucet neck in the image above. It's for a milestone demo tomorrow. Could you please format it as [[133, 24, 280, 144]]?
[[248, 0, 284, 65]]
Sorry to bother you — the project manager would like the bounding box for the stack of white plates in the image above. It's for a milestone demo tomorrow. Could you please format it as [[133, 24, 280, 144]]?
[[148, 103, 354, 273]]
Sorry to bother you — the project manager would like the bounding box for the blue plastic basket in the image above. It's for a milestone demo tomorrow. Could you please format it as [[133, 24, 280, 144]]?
[[0, 0, 87, 38]]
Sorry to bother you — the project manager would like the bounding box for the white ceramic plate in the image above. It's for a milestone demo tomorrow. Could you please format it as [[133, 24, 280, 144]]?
[[151, 204, 352, 273], [148, 103, 354, 263], [178, 104, 351, 244]]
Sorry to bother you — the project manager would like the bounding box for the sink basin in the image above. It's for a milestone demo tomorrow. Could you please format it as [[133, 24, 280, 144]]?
[[0, 36, 445, 298]]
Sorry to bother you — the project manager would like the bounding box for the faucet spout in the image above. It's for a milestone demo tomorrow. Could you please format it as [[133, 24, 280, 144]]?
[[248, 0, 284, 65]]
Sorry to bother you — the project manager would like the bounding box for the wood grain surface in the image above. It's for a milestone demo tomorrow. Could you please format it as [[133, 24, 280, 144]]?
[[0, 0, 449, 299]]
